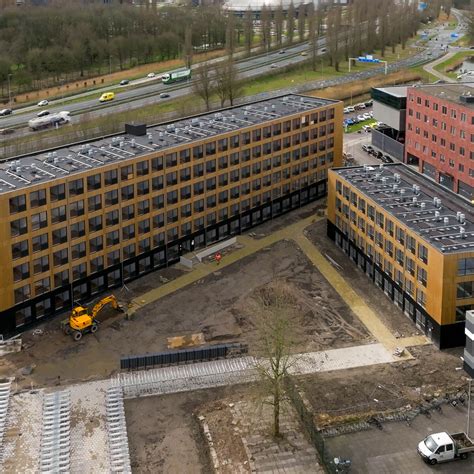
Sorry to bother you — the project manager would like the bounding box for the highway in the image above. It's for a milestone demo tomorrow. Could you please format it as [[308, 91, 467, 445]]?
[[0, 10, 466, 141], [0, 39, 320, 131]]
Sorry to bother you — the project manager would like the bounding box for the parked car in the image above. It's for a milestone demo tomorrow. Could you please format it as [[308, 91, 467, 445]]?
[[362, 125, 372, 133], [362, 113, 371, 120], [37, 99, 49, 107], [355, 103, 366, 110], [119, 79, 130, 86], [37, 110, 50, 118], [362, 144, 370, 152], [418, 431, 474, 464], [357, 114, 366, 122], [0, 108, 12, 116], [382, 155, 394, 163], [375, 151, 383, 159], [346, 106, 355, 113], [364, 99, 373, 107], [343, 107, 350, 114], [147, 72, 156, 78]]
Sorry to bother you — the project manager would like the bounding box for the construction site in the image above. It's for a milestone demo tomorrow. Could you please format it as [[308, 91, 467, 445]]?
[[0, 202, 472, 473]]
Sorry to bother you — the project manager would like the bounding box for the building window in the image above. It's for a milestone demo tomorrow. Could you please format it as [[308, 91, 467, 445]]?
[[53, 249, 68, 267], [54, 269, 69, 288], [137, 160, 149, 176], [458, 258, 474, 276], [52, 205, 67, 224], [71, 221, 86, 239], [121, 165, 134, 181], [87, 174, 101, 191], [122, 224, 135, 240], [121, 185, 134, 200], [69, 178, 84, 196], [152, 156, 164, 171], [30, 189, 46, 208], [32, 234, 48, 252], [50, 184, 66, 201], [106, 210, 119, 227], [14, 284, 31, 304], [416, 289, 426, 308], [122, 204, 135, 221], [13, 262, 30, 282], [418, 243, 428, 264], [73, 263, 87, 281], [89, 216, 103, 233], [33, 255, 49, 275], [104, 169, 118, 185], [90, 256, 104, 273], [89, 236, 103, 253], [12, 240, 29, 260], [32, 211, 48, 230], [10, 217, 27, 237], [417, 267, 427, 287], [69, 200, 85, 218], [72, 242, 86, 260], [457, 282, 474, 299]]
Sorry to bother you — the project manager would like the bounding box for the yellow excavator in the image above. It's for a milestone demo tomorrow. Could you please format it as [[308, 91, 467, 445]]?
[[61, 295, 124, 341]]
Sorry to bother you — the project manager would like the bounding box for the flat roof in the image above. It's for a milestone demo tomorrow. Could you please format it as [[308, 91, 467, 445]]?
[[414, 82, 474, 108], [373, 86, 408, 98], [0, 94, 336, 196], [333, 163, 474, 254]]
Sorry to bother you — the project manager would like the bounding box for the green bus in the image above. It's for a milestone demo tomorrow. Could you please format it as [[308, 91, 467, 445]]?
[[162, 69, 192, 84]]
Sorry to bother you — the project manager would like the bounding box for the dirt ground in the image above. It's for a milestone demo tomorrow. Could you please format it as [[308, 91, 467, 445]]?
[[125, 385, 250, 474], [307, 220, 418, 337], [0, 204, 372, 388], [298, 344, 466, 427]]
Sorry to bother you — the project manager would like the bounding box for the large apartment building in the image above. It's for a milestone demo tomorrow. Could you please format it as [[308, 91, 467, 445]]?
[[405, 83, 474, 201], [0, 94, 342, 333], [328, 163, 474, 348]]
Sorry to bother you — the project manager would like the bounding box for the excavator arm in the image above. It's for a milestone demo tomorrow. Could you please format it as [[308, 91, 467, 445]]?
[[91, 295, 119, 319]]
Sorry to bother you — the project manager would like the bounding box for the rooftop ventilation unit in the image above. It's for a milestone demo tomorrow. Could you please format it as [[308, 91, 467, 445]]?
[[130, 139, 136, 148], [394, 173, 401, 183], [444, 217, 449, 225], [460, 94, 474, 104], [460, 227, 467, 239], [125, 123, 146, 136], [434, 210, 441, 221], [148, 133, 153, 144]]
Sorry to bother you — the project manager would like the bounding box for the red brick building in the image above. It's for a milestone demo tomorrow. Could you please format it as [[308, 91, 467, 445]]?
[[405, 83, 474, 201]]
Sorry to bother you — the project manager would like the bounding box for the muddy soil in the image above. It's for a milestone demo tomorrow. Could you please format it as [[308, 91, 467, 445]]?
[[125, 385, 249, 474], [1, 235, 371, 388], [307, 220, 418, 337], [298, 345, 466, 426]]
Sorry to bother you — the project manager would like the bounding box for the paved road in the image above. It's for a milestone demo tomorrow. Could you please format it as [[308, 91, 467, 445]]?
[[0, 10, 465, 146], [326, 404, 474, 473]]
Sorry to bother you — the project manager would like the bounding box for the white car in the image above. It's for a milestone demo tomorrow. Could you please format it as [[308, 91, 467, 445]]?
[[346, 106, 355, 113], [147, 73, 156, 78], [357, 114, 365, 122], [362, 113, 371, 120], [37, 99, 49, 107], [37, 110, 50, 118], [343, 108, 350, 114], [270, 63, 278, 69]]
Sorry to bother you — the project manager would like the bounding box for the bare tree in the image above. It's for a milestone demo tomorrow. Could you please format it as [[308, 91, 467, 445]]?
[[243, 7, 254, 55], [225, 13, 236, 58], [326, 6, 341, 71], [214, 59, 242, 107], [307, 2, 318, 71], [252, 282, 299, 438], [183, 27, 193, 69], [274, 3, 284, 47], [193, 61, 214, 111], [287, 1, 295, 45], [298, 3, 306, 41], [261, 4, 272, 52]]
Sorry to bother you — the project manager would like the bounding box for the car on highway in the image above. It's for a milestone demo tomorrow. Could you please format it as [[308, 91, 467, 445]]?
[[300, 51, 308, 56], [37, 99, 49, 107], [0, 108, 12, 116], [0, 128, 14, 135], [99, 92, 115, 102], [37, 110, 50, 118], [159, 93, 170, 99], [119, 79, 130, 86], [147, 72, 156, 78], [382, 155, 394, 163], [279, 50, 286, 54], [270, 63, 278, 68], [321, 48, 327, 53]]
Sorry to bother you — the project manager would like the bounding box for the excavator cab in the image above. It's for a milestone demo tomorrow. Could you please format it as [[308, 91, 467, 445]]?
[[61, 295, 123, 341]]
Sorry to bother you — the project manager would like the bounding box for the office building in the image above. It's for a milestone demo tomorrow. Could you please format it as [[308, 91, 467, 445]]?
[[0, 94, 342, 333], [328, 163, 474, 348], [405, 82, 474, 200]]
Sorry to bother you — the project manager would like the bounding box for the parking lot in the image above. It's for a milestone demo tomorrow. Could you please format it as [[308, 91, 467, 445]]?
[[326, 405, 474, 473]]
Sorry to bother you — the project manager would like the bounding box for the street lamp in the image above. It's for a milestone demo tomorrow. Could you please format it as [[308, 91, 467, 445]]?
[[7, 73, 12, 107]]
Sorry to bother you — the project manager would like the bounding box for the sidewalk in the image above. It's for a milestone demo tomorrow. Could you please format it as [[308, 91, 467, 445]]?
[[423, 51, 456, 82]]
